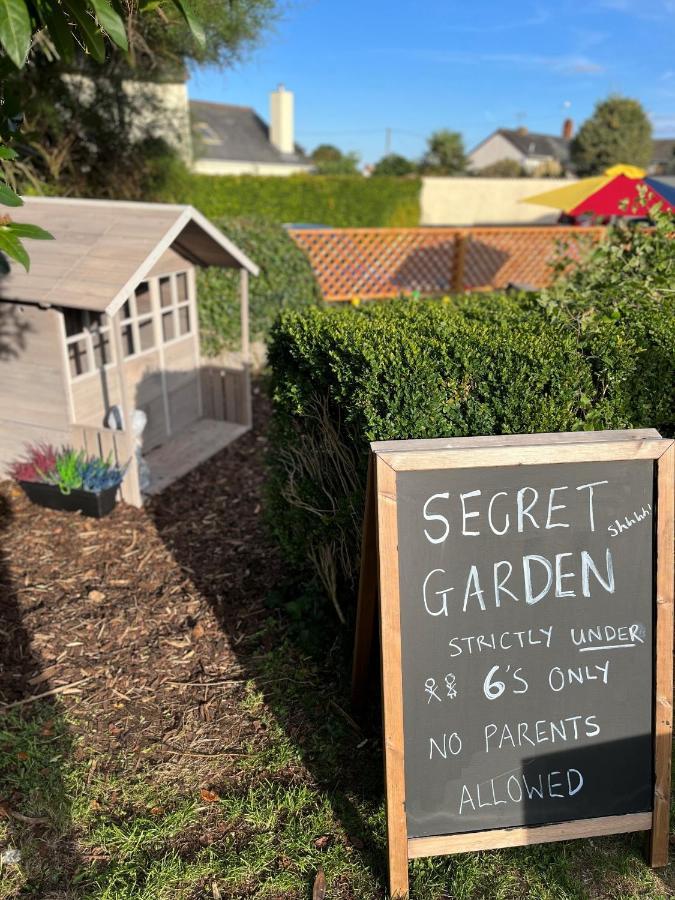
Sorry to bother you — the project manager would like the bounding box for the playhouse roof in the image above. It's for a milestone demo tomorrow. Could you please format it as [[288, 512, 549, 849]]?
[[0, 197, 259, 317]]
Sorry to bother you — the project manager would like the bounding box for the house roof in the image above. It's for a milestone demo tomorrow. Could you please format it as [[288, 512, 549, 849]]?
[[496, 129, 570, 161], [190, 99, 311, 166], [652, 138, 675, 164], [0, 197, 259, 317]]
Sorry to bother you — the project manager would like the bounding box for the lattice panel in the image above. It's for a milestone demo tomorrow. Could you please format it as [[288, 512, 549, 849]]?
[[462, 227, 603, 289], [288, 227, 606, 301]]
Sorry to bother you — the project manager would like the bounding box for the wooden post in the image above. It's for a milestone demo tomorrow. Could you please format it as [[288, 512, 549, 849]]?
[[376, 455, 409, 898], [240, 268, 250, 364], [351, 455, 379, 708], [111, 310, 142, 508], [451, 231, 467, 293], [650, 440, 674, 866]]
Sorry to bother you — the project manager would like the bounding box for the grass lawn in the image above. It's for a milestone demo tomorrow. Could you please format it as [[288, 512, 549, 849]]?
[[1, 390, 673, 899]]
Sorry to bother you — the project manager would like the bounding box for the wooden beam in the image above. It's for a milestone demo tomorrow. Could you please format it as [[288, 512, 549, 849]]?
[[650, 440, 674, 867], [240, 268, 250, 364], [111, 310, 142, 508], [376, 455, 409, 898]]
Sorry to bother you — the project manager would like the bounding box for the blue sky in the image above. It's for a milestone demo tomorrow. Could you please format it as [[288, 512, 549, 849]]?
[[188, 0, 675, 165]]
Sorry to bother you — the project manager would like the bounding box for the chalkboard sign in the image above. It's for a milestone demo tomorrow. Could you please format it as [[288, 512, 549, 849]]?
[[352, 429, 673, 899]]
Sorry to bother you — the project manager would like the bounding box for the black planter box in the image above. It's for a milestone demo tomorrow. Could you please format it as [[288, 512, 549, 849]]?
[[19, 481, 118, 518]]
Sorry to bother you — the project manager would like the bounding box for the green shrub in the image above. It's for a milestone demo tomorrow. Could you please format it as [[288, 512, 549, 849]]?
[[266, 299, 596, 620], [540, 208, 675, 435], [198, 218, 321, 355], [153, 173, 421, 227]]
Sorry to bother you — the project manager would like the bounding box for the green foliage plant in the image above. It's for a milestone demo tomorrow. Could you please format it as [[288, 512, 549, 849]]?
[[153, 173, 421, 227], [570, 95, 653, 176], [266, 299, 594, 617], [371, 153, 417, 177], [198, 217, 321, 355], [420, 129, 467, 175]]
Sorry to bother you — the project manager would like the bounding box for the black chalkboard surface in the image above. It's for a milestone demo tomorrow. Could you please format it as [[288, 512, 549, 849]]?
[[352, 429, 674, 897], [396, 460, 653, 838]]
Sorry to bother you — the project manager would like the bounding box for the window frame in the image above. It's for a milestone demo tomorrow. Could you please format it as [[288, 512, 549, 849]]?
[[64, 309, 115, 381]]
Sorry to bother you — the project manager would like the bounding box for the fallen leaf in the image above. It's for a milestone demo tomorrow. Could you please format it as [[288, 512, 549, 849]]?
[[87, 590, 105, 603], [200, 788, 220, 803], [312, 868, 327, 900], [90, 800, 101, 811], [16, 752, 28, 761], [191, 622, 205, 640], [149, 806, 164, 816], [314, 834, 332, 850], [347, 834, 364, 849]]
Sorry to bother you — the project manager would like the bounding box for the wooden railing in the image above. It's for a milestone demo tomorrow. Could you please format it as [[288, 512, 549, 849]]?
[[289, 226, 606, 301], [70, 423, 142, 507], [200, 362, 252, 428]]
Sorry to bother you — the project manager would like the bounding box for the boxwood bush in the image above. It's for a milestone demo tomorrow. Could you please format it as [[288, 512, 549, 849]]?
[[267, 299, 596, 621], [198, 217, 321, 356], [267, 206, 675, 619]]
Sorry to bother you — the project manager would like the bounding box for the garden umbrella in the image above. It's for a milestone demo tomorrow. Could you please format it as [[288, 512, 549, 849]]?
[[523, 164, 675, 217]]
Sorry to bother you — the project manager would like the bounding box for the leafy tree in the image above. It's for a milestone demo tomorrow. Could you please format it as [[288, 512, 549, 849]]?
[[477, 158, 524, 178], [311, 144, 342, 163], [311, 146, 360, 175], [0, 0, 276, 266], [420, 130, 466, 175], [570, 95, 653, 176], [372, 153, 416, 176]]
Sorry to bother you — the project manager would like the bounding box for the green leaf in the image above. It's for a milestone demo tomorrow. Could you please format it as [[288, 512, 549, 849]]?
[[0, 229, 29, 270], [33, 0, 75, 62], [0, 180, 23, 206], [0, 0, 32, 68], [169, 0, 205, 48], [0, 146, 18, 160], [63, 0, 105, 62], [5, 222, 53, 240], [87, 0, 128, 51]]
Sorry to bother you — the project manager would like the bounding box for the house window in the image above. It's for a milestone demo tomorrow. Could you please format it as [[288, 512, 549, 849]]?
[[64, 309, 112, 378], [119, 282, 156, 358], [160, 272, 192, 343]]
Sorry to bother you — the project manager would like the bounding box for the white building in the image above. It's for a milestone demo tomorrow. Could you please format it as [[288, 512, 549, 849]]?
[[190, 85, 313, 176]]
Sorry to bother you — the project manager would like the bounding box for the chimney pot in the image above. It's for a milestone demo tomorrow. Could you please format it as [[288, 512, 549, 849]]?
[[562, 117, 574, 140], [270, 85, 294, 155]]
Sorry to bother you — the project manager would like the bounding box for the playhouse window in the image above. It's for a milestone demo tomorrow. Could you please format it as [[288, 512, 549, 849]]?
[[160, 272, 192, 344], [64, 309, 112, 378], [119, 283, 156, 358]]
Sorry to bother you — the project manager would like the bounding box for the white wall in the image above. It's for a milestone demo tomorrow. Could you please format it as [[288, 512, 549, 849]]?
[[467, 134, 524, 171], [420, 177, 574, 226], [192, 159, 313, 176]]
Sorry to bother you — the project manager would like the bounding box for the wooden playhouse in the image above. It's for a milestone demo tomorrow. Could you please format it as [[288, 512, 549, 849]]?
[[0, 197, 259, 505]]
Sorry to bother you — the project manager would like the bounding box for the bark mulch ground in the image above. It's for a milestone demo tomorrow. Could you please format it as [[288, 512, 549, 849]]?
[[0, 389, 279, 767]]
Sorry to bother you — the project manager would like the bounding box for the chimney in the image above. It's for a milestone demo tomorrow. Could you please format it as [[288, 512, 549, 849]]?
[[516, 125, 528, 136], [270, 84, 294, 155], [562, 118, 574, 140]]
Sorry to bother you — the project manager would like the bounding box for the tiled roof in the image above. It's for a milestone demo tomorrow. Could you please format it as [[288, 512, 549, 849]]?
[[190, 99, 310, 166], [497, 129, 570, 162]]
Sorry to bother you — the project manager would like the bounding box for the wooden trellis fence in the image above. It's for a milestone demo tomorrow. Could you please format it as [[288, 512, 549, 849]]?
[[288, 226, 605, 301]]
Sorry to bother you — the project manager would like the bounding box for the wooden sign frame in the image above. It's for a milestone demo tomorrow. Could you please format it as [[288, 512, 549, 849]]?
[[352, 429, 674, 898]]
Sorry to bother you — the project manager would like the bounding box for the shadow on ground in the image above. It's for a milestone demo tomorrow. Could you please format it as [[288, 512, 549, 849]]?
[[147, 382, 388, 896], [0, 491, 81, 897]]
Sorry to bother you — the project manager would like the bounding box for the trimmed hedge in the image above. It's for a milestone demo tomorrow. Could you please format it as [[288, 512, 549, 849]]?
[[154, 173, 421, 227], [198, 217, 321, 355], [267, 295, 673, 620], [267, 299, 592, 618]]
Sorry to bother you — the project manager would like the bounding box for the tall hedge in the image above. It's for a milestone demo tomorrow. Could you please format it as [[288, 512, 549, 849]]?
[[267, 295, 673, 621], [198, 217, 321, 355], [154, 173, 421, 226], [267, 300, 596, 620]]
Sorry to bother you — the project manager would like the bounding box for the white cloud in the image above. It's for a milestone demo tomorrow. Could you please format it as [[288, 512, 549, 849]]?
[[374, 47, 605, 75]]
